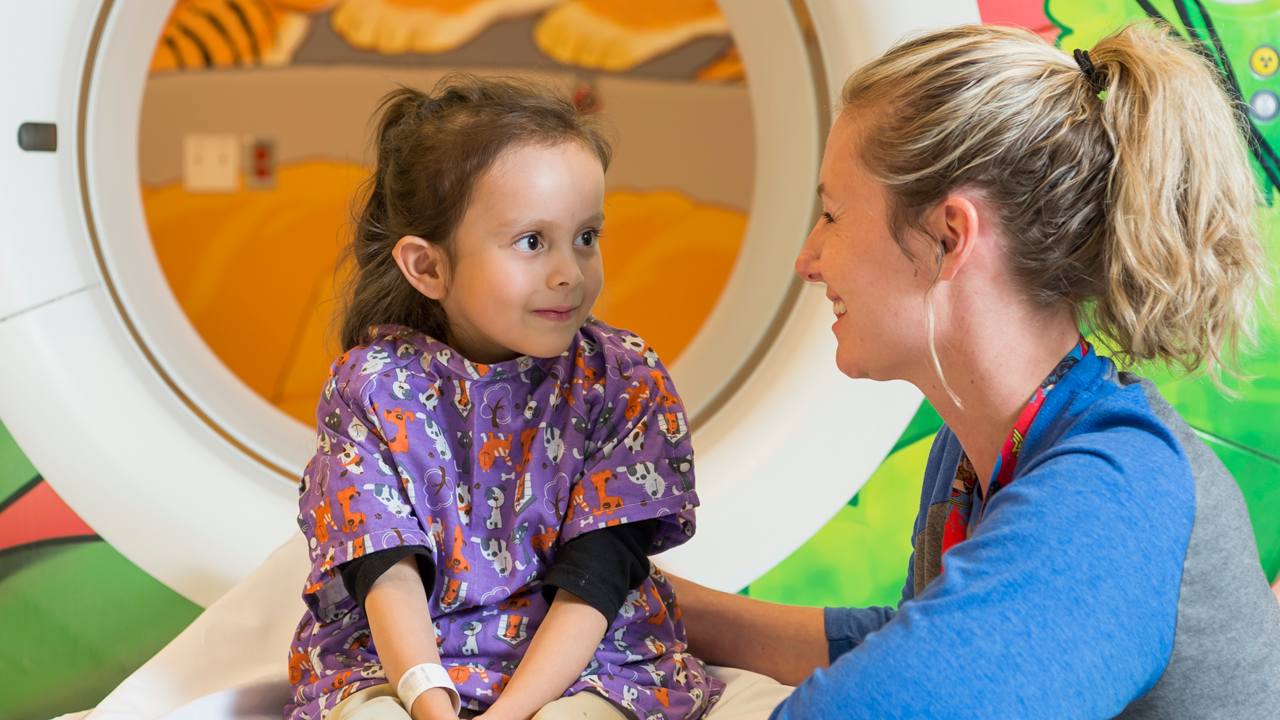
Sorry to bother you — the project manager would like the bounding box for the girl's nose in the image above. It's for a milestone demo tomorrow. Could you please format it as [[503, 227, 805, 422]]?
[[549, 246, 583, 288], [795, 228, 824, 283]]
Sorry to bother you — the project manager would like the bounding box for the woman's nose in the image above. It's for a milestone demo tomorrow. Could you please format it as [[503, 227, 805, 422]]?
[[795, 229, 824, 283]]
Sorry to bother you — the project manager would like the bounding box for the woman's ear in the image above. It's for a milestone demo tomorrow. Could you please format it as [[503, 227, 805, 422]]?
[[934, 193, 982, 282], [393, 236, 448, 300]]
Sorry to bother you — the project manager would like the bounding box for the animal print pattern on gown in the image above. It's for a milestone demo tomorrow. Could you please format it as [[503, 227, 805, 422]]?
[[285, 317, 723, 720]]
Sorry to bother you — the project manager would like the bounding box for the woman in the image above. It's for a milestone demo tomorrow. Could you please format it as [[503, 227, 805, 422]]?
[[676, 22, 1280, 719]]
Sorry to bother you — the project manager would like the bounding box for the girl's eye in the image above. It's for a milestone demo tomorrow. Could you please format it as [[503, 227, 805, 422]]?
[[576, 230, 599, 247], [518, 234, 542, 252]]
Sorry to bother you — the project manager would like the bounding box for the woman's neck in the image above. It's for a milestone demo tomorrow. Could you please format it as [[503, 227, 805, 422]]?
[[919, 309, 1080, 495]]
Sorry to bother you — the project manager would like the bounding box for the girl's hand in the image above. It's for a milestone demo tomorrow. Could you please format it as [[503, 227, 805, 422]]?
[[471, 589, 609, 720]]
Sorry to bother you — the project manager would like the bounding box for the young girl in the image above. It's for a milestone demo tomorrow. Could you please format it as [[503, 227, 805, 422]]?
[[284, 77, 723, 720]]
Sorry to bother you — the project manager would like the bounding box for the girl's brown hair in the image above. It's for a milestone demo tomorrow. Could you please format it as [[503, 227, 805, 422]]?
[[840, 22, 1268, 392], [337, 74, 614, 352]]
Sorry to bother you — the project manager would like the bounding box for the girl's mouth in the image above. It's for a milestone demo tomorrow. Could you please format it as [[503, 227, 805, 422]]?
[[533, 306, 577, 322]]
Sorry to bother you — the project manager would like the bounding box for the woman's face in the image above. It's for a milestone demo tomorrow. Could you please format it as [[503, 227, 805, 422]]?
[[795, 113, 934, 382]]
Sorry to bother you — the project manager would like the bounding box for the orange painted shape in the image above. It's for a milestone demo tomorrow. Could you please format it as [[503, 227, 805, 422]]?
[[0, 481, 97, 553], [579, 0, 722, 28]]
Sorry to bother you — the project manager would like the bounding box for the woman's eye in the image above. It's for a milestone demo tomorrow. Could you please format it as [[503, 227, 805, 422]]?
[[821, 211, 835, 224], [518, 234, 542, 251], [576, 230, 598, 247]]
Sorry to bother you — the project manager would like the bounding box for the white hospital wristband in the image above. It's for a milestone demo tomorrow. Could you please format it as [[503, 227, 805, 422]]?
[[397, 663, 461, 715]]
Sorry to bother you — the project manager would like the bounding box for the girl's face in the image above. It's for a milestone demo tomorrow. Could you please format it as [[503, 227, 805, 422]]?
[[438, 141, 606, 363], [794, 113, 934, 381]]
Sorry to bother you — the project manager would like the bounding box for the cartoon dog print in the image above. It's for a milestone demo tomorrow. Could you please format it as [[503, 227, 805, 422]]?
[[623, 418, 648, 454], [316, 431, 332, 455], [530, 524, 559, 553], [522, 396, 538, 421], [477, 433, 513, 472], [623, 383, 651, 421], [461, 621, 483, 655], [621, 684, 640, 715], [363, 484, 410, 519], [568, 469, 625, 523], [380, 406, 415, 453], [645, 584, 667, 625], [456, 483, 472, 524], [391, 368, 412, 400], [311, 499, 339, 543], [515, 427, 537, 474], [542, 423, 565, 463], [472, 537, 513, 577], [640, 663, 666, 687], [613, 627, 644, 662], [648, 370, 678, 408], [337, 443, 364, 476], [484, 486, 505, 529], [335, 481, 366, 532], [288, 650, 315, 684], [360, 346, 391, 375], [620, 334, 659, 367], [671, 652, 690, 685], [618, 461, 665, 501], [448, 526, 470, 573], [418, 382, 440, 411], [439, 578, 467, 612], [428, 517, 444, 552], [422, 417, 452, 461]]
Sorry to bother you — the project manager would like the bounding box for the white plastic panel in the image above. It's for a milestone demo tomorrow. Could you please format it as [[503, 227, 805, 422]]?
[[0, 289, 298, 605], [0, 0, 99, 321], [0, 0, 983, 607]]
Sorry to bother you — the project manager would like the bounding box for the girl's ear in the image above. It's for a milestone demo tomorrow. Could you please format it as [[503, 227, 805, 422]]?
[[393, 236, 448, 300]]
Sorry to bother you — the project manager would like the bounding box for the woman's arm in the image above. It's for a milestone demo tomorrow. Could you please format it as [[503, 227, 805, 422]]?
[[476, 589, 609, 720], [365, 557, 459, 720], [666, 572, 828, 686]]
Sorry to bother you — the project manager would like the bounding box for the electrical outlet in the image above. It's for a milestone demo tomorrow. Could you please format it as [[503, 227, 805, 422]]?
[[245, 137, 276, 190], [182, 134, 240, 193]]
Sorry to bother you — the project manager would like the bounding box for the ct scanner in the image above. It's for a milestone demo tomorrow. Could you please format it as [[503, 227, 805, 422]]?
[[0, 0, 978, 717]]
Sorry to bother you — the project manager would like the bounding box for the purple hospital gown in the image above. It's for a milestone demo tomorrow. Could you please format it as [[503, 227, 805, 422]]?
[[285, 317, 723, 720]]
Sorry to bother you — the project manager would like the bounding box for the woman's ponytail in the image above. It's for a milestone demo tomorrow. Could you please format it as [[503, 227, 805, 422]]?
[[1088, 23, 1267, 377]]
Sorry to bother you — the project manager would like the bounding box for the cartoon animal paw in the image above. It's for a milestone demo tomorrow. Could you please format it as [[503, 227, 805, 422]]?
[[534, 0, 729, 71]]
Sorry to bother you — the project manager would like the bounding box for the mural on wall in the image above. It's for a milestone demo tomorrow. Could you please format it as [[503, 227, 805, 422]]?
[[3, 2, 1278, 720]]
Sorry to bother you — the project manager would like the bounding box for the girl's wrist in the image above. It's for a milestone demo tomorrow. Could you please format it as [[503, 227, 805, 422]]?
[[410, 687, 460, 720]]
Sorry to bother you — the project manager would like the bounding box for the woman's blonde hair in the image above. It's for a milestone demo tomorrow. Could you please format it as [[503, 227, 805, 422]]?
[[841, 22, 1267, 389]]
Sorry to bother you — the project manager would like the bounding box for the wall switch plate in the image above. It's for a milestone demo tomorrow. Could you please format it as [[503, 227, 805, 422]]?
[[182, 134, 240, 193]]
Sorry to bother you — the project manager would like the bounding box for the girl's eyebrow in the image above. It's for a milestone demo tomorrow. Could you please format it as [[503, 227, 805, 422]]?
[[501, 212, 605, 232]]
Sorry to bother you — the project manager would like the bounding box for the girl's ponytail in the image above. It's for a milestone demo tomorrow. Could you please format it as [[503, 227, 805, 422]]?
[[1087, 23, 1266, 377], [335, 76, 613, 353]]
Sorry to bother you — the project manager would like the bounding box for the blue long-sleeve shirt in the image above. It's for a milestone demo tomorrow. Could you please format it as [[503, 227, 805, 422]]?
[[771, 351, 1280, 719]]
